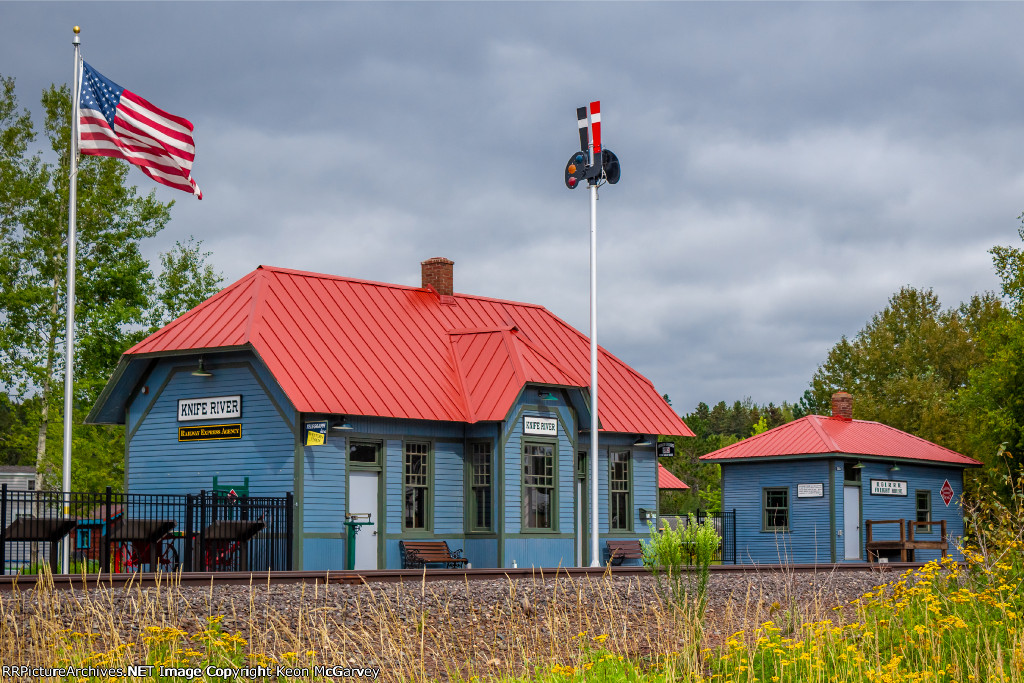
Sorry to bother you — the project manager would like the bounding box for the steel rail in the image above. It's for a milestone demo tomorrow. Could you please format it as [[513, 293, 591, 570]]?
[[0, 562, 929, 592]]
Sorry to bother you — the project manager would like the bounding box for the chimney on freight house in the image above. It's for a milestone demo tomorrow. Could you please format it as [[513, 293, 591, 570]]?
[[831, 391, 853, 421], [421, 257, 454, 296]]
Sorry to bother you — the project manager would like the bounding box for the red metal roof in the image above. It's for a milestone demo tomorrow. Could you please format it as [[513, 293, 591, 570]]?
[[125, 265, 692, 435], [699, 415, 980, 467], [658, 464, 689, 490]]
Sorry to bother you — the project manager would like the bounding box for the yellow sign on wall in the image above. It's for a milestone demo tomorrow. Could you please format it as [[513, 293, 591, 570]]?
[[178, 423, 242, 442]]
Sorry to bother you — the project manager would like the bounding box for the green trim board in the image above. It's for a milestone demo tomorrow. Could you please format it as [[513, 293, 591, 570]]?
[[829, 460, 836, 563], [709, 453, 975, 468], [292, 414, 304, 570], [303, 532, 346, 539], [505, 533, 575, 540]]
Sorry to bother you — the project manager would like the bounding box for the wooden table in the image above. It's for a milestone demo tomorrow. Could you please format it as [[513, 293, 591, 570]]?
[[109, 519, 176, 572], [203, 520, 265, 571], [3, 516, 78, 574]]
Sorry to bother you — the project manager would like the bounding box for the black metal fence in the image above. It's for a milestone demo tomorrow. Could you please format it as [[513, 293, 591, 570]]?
[[0, 485, 293, 575], [658, 510, 737, 564]]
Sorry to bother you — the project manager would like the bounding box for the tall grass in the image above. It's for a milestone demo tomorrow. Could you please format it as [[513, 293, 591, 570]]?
[[3, 457, 1020, 681]]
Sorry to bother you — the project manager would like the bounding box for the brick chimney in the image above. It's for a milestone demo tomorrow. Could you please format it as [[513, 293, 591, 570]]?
[[831, 391, 853, 421], [421, 257, 454, 296]]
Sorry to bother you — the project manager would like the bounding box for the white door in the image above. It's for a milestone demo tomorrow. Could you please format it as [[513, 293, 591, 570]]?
[[844, 486, 860, 560], [349, 471, 378, 570], [576, 479, 584, 566]]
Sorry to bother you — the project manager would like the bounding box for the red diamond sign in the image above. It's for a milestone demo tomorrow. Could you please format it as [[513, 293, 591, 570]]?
[[940, 479, 954, 507]]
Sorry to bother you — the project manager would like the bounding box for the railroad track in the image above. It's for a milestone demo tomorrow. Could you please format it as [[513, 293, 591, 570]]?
[[0, 561, 927, 591]]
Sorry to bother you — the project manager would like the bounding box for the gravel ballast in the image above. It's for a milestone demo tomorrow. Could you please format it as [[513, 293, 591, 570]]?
[[0, 569, 895, 680]]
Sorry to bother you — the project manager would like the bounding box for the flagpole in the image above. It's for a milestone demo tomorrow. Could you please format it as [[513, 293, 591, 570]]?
[[61, 25, 82, 574]]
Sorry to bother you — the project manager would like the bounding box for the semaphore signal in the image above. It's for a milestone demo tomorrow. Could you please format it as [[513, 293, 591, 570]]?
[[565, 100, 621, 568], [565, 101, 620, 189]]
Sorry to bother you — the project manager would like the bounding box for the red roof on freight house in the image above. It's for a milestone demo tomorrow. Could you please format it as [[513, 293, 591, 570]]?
[[699, 415, 980, 467], [114, 265, 691, 435], [658, 464, 689, 490]]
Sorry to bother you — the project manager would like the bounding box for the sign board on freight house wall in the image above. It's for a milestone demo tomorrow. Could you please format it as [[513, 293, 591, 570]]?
[[797, 483, 824, 498], [870, 479, 907, 496]]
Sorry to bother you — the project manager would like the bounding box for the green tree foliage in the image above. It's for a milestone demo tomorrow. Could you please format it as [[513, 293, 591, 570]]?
[[809, 286, 1003, 457], [959, 224, 1024, 484], [660, 398, 792, 514], [0, 75, 221, 491], [150, 237, 223, 328]]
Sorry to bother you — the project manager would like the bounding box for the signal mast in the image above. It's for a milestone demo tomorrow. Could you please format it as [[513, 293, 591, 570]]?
[[564, 102, 620, 567]]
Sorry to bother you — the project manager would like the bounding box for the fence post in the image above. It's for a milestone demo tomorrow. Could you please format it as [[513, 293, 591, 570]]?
[[731, 509, 737, 564], [184, 494, 194, 572], [198, 490, 206, 572], [1, 484, 7, 575], [100, 486, 111, 574], [285, 491, 294, 571]]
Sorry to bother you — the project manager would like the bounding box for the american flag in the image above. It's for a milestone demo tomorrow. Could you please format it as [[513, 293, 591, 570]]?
[[78, 62, 202, 199]]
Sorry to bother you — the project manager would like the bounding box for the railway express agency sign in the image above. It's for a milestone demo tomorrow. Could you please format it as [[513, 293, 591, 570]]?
[[178, 395, 242, 421], [178, 424, 242, 442]]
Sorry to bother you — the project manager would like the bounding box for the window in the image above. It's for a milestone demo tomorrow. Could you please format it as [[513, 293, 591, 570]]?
[[844, 461, 862, 483], [916, 490, 931, 524], [763, 487, 789, 531], [404, 442, 430, 530], [469, 442, 492, 531], [610, 449, 632, 531], [349, 441, 380, 466], [523, 443, 555, 530]]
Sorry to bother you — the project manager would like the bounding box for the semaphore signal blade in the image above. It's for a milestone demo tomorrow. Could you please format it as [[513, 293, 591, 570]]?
[[589, 101, 601, 153], [577, 106, 589, 153]]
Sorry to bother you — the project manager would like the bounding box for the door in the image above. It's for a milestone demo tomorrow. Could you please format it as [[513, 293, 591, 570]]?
[[349, 471, 379, 569], [843, 485, 860, 560], [576, 451, 588, 566]]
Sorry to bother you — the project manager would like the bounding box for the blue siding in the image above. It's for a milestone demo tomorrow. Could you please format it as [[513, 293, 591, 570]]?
[[126, 353, 295, 497], [633, 449, 658, 531], [723, 460, 832, 564], [724, 458, 969, 564], [302, 434, 346, 533], [386, 439, 402, 534], [434, 441, 464, 535], [303, 538, 346, 571], [463, 538, 498, 568], [502, 388, 577, 538], [850, 462, 966, 562], [505, 538, 575, 569]]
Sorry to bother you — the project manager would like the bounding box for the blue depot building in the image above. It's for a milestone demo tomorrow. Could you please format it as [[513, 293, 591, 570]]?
[[701, 392, 980, 564], [88, 258, 693, 570]]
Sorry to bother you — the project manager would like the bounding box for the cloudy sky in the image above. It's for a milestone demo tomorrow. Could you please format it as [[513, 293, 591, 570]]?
[[3, 2, 1022, 416]]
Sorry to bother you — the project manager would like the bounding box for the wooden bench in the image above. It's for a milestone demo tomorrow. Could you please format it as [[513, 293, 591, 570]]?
[[400, 541, 468, 569], [605, 539, 643, 566], [866, 519, 948, 562]]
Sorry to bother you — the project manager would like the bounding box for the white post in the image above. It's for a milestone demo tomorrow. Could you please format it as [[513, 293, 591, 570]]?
[[588, 180, 600, 567], [61, 26, 82, 574]]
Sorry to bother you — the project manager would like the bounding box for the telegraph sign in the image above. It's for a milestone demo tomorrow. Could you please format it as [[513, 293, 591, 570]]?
[[657, 441, 676, 458]]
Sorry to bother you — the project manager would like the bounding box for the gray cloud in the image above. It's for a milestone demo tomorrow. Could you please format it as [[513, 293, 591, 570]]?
[[2, 1, 1020, 415]]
